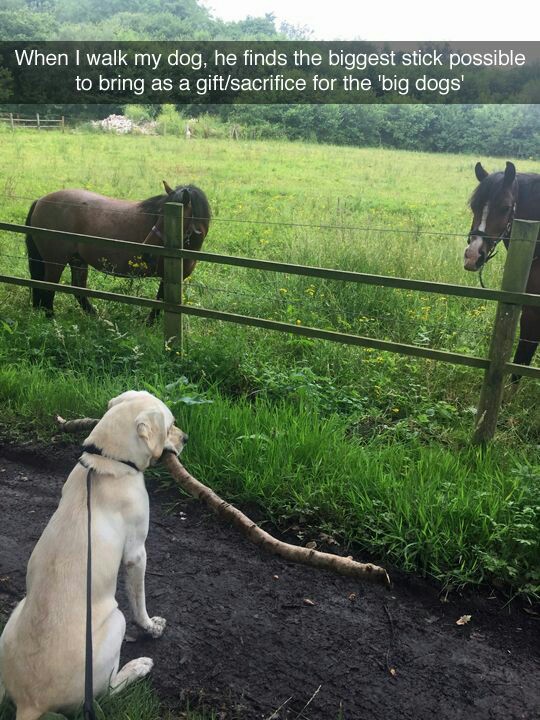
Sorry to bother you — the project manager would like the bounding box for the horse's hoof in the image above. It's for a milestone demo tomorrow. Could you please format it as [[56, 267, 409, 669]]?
[[503, 381, 519, 403]]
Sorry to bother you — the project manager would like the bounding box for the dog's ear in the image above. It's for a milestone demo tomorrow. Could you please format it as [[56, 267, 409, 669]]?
[[136, 409, 167, 459]]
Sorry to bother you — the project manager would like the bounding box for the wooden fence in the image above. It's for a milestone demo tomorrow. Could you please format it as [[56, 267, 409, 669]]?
[[0, 113, 65, 131], [0, 202, 538, 443]]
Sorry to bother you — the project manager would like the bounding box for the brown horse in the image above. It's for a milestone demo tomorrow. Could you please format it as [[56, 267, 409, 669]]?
[[464, 161, 540, 380], [25, 181, 211, 319]]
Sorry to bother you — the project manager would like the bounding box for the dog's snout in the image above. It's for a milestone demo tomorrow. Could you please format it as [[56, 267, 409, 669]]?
[[182, 433, 189, 445]]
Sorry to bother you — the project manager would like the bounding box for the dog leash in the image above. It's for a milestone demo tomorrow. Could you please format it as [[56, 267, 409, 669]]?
[[83, 466, 96, 720], [80, 445, 142, 719]]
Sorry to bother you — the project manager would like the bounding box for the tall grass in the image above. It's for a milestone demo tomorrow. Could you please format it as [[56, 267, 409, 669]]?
[[0, 131, 539, 596]]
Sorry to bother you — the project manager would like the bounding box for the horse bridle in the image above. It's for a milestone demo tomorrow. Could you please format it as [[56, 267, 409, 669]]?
[[468, 202, 516, 288], [140, 217, 203, 274], [148, 215, 204, 248]]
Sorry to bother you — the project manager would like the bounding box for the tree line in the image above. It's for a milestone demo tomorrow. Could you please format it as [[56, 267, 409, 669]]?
[[0, 0, 537, 158], [213, 104, 539, 158], [0, 0, 288, 41]]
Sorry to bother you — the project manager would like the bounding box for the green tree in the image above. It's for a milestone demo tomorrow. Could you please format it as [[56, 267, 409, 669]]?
[[0, 8, 58, 39]]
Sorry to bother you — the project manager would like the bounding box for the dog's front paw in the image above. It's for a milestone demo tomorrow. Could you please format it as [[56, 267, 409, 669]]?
[[145, 616, 167, 638]]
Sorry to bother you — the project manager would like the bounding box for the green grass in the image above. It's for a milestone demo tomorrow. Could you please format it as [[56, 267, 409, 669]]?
[[0, 681, 219, 719], [0, 128, 539, 601]]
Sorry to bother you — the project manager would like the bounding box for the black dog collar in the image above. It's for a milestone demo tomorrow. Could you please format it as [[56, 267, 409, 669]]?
[[80, 443, 141, 472]]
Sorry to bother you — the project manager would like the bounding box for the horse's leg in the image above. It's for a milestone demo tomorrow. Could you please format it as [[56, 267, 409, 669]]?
[[69, 255, 96, 315], [146, 281, 163, 325], [146, 259, 193, 325], [38, 261, 66, 317], [511, 306, 540, 383]]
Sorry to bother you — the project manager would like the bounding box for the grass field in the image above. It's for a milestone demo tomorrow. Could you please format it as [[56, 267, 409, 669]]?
[[0, 127, 539, 603]]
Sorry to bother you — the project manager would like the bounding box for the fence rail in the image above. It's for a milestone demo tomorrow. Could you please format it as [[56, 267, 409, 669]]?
[[2, 221, 540, 308], [0, 207, 539, 442], [0, 113, 65, 131]]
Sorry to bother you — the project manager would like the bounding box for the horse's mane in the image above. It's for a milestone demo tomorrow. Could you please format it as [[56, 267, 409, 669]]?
[[138, 185, 211, 228], [516, 174, 540, 208], [469, 173, 505, 212], [470, 171, 540, 213], [138, 193, 166, 215]]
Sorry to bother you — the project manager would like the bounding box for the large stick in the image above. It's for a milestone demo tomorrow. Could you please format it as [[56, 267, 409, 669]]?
[[56, 415, 391, 586], [56, 416, 99, 433], [164, 452, 390, 586]]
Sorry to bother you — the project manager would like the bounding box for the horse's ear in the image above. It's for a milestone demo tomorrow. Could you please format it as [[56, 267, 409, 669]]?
[[503, 161, 516, 187], [475, 162, 488, 182], [163, 180, 174, 195], [179, 188, 191, 207]]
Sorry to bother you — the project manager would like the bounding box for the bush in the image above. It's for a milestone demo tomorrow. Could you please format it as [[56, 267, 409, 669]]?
[[190, 113, 229, 139], [156, 104, 186, 136], [123, 104, 155, 124]]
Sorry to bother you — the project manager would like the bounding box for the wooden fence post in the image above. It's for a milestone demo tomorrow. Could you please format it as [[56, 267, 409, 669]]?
[[473, 219, 540, 444], [36, 113, 40, 130], [61, 116, 65, 133], [9, 113, 14, 131], [163, 202, 184, 349]]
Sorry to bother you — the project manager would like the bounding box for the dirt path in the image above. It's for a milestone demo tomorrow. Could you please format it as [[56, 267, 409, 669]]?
[[0, 444, 539, 720]]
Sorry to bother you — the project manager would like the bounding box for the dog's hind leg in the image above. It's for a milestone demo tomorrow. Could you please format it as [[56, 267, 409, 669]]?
[[109, 657, 154, 695], [94, 609, 152, 697], [96, 622, 151, 697]]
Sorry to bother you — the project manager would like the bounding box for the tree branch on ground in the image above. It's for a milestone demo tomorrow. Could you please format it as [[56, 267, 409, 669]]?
[[56, 414, 391, 586]]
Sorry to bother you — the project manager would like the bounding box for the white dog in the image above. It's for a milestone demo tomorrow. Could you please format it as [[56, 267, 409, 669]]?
[[0, 391, 186, 720]]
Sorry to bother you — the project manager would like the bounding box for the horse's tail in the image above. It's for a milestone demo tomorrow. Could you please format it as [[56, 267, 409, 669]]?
[[25, 201, 44, 307], [25, 201, 41, 280]]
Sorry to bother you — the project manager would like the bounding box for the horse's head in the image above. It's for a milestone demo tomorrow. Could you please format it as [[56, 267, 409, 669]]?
[[162, 180, 210, 251], [464, 161, 517, 271]]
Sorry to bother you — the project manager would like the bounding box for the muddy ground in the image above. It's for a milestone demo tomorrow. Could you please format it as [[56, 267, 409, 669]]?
[[0, 442, 539, 720]]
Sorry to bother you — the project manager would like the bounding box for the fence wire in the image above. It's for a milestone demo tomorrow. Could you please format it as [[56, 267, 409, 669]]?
[[1, 205, 538, 358], [0, 192, 489, 240]]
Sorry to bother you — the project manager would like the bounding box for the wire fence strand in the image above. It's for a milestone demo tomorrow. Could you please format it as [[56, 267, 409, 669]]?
[[4, 251, 538, 346], [0, 191, 494, 240]]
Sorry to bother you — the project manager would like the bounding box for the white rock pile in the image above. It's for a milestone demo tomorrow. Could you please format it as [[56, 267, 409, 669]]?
[[92, 114, 158, 135], [98, 114, 133, 134]]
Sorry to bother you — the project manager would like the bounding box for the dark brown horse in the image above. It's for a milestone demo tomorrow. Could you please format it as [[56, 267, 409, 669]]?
[[25, 181, 211, 318], [464, 161, 540, 380]]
